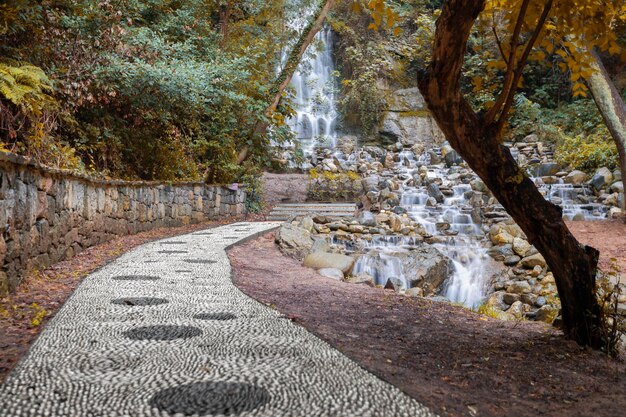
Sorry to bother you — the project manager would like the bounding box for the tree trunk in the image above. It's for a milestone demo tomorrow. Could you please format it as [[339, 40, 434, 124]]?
[[237, 0, 336, 164], [585, 49, 626, 220], [219, 2, 231, 47], [417, 0, 604, 348]]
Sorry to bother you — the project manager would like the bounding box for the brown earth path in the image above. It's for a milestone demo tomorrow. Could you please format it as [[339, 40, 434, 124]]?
[[229, 229, 626, 417]]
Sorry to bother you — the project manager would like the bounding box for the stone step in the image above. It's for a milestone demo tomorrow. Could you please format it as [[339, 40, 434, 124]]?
[[268, 203, 357, 221]]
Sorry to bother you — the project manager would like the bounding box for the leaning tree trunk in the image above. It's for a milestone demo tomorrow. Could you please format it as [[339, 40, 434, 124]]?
[[417, 0, 604, 348], [585, 49, 626, 220], [237, 0, 336, 164]]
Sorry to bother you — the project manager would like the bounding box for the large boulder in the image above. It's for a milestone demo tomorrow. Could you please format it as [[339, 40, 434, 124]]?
[[427, 183, 445, 203], [346, 272, 376, 287], [387, 87, 426, 111], [357, 211, 377, 227], [589, 167, 614, 190], [303, 251, 356, 274], [378, 88, 444, 146], [521, 253, 546, 269], [275, 223, 314, 260], [563, 170, 587, 185], [396, 246, 454, 296], [512, 237, 532, 257], [362, 175, 381, 193], [534, 163, 560, 177], [318, 268, 344, 280]]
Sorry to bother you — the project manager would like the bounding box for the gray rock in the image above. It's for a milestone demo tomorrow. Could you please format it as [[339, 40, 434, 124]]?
[[427, 183, 445, 203], [485, 291, 508, 310], [299, 216, 315, 232], [318, 268, 344, 280], [534, 163, 560, 177], [563, 170, 587, 185], [589, 167, 613, 190], [362, 176, 381, 193], [512, 237, 532, 257], [504, 255, 521, 266], [521, 253, 546, 269], [384, 277, 405, 292], [397, 246, 454, 296], [303, 251, 356, 274], [311, 237, 331, 254], [444, 149, 463, 167], [535, 305, 557, 323], [534, 296, 547, 308], [357, 210, 377, 227], [487, 244, 515, 261], [507, 281, 532, 294], [611, 181, 624, 194], [503, 293, 521, 305], [405, 287, 424, 297], [507, 301, 529, 319], [346, 272, 375, 287], [275, 223, 314, 261]]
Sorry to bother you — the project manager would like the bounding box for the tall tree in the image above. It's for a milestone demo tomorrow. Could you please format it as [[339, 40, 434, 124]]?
[[416, 0, 618, 348], [237, 0, 336, 164], [585, 49, 626, 219]]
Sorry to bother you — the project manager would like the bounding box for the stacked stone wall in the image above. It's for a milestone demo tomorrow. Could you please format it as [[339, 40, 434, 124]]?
[[0, 153, 246, 294]]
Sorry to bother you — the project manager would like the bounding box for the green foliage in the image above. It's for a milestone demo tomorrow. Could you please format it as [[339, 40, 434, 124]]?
[[0, 0, 298, 181], [596, 261, 625, 358], [475, 304, 502, 319], [0, 60, 53, 114], [508, 94, 619, 173], [240, 172, 264, 214], [555, 129, 619, 173]]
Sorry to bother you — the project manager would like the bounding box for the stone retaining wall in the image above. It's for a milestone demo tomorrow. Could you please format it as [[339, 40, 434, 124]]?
[[0, 152, 246, 294], [307, 172, 364, 202]]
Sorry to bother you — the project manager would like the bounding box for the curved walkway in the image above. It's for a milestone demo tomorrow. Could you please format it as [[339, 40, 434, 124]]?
[[0, 222, 434, 417]]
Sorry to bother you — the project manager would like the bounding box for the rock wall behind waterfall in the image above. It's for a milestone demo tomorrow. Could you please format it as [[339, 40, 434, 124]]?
[[377, 87, 445, 147]]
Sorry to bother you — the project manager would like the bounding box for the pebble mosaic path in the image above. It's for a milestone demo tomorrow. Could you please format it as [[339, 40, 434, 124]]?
[[0, 222, 435, 417]]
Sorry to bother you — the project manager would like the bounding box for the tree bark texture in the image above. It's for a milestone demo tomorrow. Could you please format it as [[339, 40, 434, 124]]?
[[237, 0, 336, 164], [585, 49, 626, 219], [417, 0, 604, 347]]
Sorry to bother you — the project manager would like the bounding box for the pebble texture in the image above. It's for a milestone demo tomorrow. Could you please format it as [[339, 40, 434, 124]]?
[[0, 222, 435, 417]]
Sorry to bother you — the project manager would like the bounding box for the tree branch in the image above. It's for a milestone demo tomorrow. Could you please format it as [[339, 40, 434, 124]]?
[[494, 0, 554, 134], [485, 0, 531, 124]]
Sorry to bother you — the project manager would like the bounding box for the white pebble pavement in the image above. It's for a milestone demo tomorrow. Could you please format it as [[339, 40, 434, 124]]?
[[0, 222, 436, 417]]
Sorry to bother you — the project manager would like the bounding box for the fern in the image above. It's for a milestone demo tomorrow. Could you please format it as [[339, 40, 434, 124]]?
[[0, 59, 54, 115]]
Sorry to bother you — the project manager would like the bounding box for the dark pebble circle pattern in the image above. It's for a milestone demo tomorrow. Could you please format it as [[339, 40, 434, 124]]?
[[123, 325, 202, 341], [111, 275, 160, 281], [149, 381, 270, 416], [194, 312, 237, 321], [184, 259, 217, 264], [111, 297, 168, 306], [175, 269, 192, 273], [160, 241, 186, 245], [193, 232, 213, 235], [223, 237, 239, 240], [158, 250, 189, 254]]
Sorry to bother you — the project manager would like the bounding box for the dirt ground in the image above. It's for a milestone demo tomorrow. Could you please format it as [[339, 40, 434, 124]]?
[[229, 231, 626, 417], [261, 172, 308, 207], [567, 219, 626, 272], [0, 214, 263, 383]]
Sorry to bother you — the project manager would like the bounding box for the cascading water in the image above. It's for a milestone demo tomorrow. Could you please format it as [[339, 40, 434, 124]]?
[[345, 148, 495, 307], [287, 26, 338, 154], [396, 156, 493, 307]]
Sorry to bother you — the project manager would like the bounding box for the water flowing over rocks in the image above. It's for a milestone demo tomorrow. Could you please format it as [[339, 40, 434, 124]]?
[[276, 127, 624, 324]]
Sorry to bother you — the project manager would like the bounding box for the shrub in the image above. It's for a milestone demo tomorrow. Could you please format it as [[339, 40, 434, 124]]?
[[554, 129, 619, 173]]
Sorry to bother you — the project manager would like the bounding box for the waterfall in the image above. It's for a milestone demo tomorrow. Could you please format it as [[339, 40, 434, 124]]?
[[287, 26, 338, 154], [397, 153, 492, 307]]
